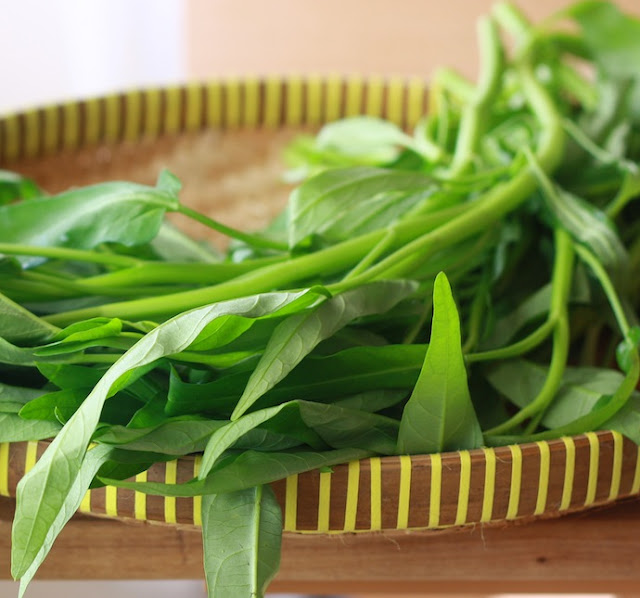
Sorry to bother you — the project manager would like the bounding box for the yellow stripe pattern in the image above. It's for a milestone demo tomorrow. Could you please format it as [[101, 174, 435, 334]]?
[[370, 457, 382, 531], [407, 78, 426, 128], [43, 105, 59, 154], [79, 490, 92, 513], [193, 456, 202, 526], [455, 450, 471, 526], [84, 98, 101, 145], [560, 436, 576, 511], [345, 77, 364, 117], [264, 78, 282, 128], [585, 432, 600, 506], [317, 471, 332, 532], [123, 91, 142, 142], [105, 485, 118, 517], [480, 448, 496, 523], [608, 431, 623, 501], [104, 94, 120, 142], [325, 77, 342, 123], [24, 109, 39, 158], [344, 461, 360, 532], [134, 470, 148, 521], [365, 77, 384, 117], [534, 440, 550, 515], [1, 432, 638, 532], [144, 88, 162, 136], [0, 443, 9, 497], [1, 77, 432, 162], [506, 444, 522, 520], [3, 115, 19, 161], [632, 445, 640, 495], [244, 78, 261, 127], [164, 460, 178, 524], [396, 455, 412, 529], [225, 79, 241, 128], [185, 84, 203, 132], [428, 454, 442, 528], [62, 102, 79, 150], [284, 474, 298, 532], [386, 78, 404, 126], [24, 441, 38, 474]]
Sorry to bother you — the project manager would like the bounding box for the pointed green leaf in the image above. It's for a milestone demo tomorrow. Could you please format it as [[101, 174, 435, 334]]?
[[15, 444, 113, 597], [202, 485, 282, 598], [397, 272, 482, 454], [10, 290, 308, 582], [0, 290, 59, 344], [288, 167, 435, 247], [232, 280, 416, 420]]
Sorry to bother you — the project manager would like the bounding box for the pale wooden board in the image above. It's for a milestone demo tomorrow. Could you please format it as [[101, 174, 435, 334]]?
[[2, 496, 640, 594]]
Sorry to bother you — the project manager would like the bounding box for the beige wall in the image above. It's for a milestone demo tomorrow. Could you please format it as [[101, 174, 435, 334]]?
[[187, 0, 640, 82]]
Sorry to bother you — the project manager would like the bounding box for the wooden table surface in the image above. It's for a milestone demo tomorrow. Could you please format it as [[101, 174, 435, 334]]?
[[2, 496, 640, 595]]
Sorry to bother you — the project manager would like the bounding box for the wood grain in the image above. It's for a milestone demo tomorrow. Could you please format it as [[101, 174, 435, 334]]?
[[2, 496, 640, 593]]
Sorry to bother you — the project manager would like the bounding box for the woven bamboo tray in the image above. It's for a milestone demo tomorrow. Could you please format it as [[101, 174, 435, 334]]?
[[1, 78, 639, 535]]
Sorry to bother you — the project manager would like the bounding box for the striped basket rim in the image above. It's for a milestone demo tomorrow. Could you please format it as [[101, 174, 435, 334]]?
[[1, 80, 639, 534], [0, 76, 430, 163], [2, 431, 639, 534]]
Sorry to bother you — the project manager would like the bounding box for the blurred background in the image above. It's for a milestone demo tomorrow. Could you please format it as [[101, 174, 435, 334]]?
[[3, 0, 639, 115], [1, 0, 639, 597]]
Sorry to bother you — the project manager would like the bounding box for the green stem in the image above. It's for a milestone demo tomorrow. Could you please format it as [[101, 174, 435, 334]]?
[[343, 229, 397, 280], [329, 58, 565, 292], [42, 208, 460, 325], [178, 205, 288, 252], [485, 351, 640, 445], [0, 243, 139, 267], [485, 229, 574, 435], [574, 244, 631, 337], [461, 278, 489, 353], [21, 271, 193, 299], [450, 16, 504, 175], [402, 298, 433, 345], [466, 318, 555, 363], [77, 256, 286, 289]]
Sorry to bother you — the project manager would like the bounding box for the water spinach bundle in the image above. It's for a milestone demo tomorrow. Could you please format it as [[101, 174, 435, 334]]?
[[2, 2, 640, 596]]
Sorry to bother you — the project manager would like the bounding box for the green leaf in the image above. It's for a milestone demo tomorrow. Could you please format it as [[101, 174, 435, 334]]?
[[538, 178, 628, 274], [150, 222, 222, 263], [334, 389, 408, 412], [0, 337, 76, 366], [202, 485, 281, 598], [483, 284, 551, 348], [0, 175, 181, 267], [94, 419, 227, 454], [0, 290, 59, 344], [316, 117, 415, 161], [10, 290, 308, 582], [0, 169, 42, 205], [201, 400, 399, 478], [485, 358, 640, 443], [100, 447, 371, 497], [232, 280, 417, 419], [14, 444, 113, 597], [34, 318, 126, 356], [19, 389, 88, 423], [570, 1, 640, 120], [288, 167, 435, 247], [0, 413, 61, 442], [187, 315, 256, 352], [166, 344, 425, 417], [397, 272, 482, 454], [616, 326, 640, 373], [37, 363, 107, 390], [0, 382, 45, 414]]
